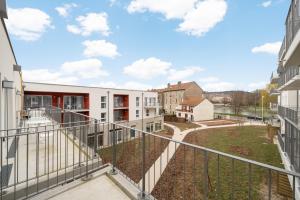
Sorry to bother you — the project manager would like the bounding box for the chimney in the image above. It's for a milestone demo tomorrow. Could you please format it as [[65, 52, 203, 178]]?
[[0, 0, 8, 19], [178, 81, 182, 85], [167, 83, 170, 88]]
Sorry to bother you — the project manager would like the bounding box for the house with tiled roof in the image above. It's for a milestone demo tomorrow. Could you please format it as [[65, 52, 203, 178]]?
[[153, 81, 213, 120], [175, 96, 214, 121]]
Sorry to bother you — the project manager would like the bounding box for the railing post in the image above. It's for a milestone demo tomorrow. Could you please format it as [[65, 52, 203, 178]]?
[[110, 123, 117, 175], [138, 129, 147, 199], [94, 119, 97, 158]]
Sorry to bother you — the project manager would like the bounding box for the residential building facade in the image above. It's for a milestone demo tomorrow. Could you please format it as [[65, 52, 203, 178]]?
[[155, 81, 205, 115], [275, 1, 300, 193], [24, 82, 163, 133], [175, 97, 214, 121]]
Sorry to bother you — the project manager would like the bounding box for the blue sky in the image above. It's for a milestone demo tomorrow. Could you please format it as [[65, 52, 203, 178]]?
[[5, 0, 289, 91]]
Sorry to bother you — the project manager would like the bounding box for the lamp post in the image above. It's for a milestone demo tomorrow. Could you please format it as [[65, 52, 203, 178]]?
[[262, 96, 264, 122]]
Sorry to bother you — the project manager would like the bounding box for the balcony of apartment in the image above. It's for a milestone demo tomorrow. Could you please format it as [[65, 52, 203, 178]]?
[[1, 107, 300, 199], [278, 65, 300, 90], [63, 95, 89, 112], [176, 105, 193, 113], [278, 0, 300, 69], [270, 71, 279, 85], [144, 101, 160, 109], [113, 95, 129, 109], [278, 105, 299, 126]]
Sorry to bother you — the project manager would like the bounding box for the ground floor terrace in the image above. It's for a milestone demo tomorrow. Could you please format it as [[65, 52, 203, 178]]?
[[0, 112, 299, 199]]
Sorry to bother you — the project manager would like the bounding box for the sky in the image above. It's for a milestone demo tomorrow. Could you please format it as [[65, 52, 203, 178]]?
[[5, 0, 289, 92]]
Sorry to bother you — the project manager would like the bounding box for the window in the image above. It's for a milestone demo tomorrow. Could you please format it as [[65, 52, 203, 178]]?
[[136, 97, 140, 107], [117, 130, 122, 142], [178, 113, 181, 117], [146, 122, 154, 132], [101, 96, 106, 109], [97, 134, 103, 147], [155, 122, 161, 131], [25, 95, 52, 109], [146, 109, 149, 117], [101, 112, 106, 122], [136, 110, 140, 118], [130, 125, 136, 138], [64, 96, 84, 110]]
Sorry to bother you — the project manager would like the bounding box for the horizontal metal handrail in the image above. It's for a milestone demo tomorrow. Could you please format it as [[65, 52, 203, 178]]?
[[112, 122, 300, 177]]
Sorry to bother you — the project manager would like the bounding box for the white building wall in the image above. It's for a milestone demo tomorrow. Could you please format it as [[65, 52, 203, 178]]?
[[0, 19, 21, 130], [24, 82, 160, 123], [193, 99, 214, 121]]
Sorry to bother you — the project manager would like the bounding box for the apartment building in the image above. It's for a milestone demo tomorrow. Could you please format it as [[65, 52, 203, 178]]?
[[275, 0, 300, 181], [154, 81, 205, 115], [24, 82, 163, 133], [0, 8, 22, 131]]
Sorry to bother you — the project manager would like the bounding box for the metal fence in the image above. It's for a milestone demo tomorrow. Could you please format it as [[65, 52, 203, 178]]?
[[0, 107, 106, 200], [1, 108, 300, 199], [278, 105, 298, 125], [278, 65, 300, 88], [278, 130, 285, 152]]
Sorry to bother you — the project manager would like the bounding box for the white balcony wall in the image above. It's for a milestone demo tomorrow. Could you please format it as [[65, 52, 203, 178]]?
[[0, 19, 21, 131]]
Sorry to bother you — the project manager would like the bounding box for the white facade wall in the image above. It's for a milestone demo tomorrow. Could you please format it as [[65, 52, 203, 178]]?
[[0, 19, 21, 131], [175, 99, 214, 121], [24, 82, 159, 123], [193, 99, 214, 121]]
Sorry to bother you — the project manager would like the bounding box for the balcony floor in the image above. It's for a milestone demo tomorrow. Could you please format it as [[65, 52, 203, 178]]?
[[45, 174, 130, 200]]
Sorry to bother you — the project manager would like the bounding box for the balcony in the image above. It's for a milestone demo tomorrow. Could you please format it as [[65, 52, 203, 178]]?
[[113, 95, 129, 109], [144, 101, 159, 108], [278, 105, 299, 125], [1, 107, 300, 199], [278, 65, 300, 90], [279, 0, 300, 63]]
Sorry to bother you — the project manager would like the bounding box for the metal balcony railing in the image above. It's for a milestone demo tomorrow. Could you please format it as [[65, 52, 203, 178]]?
[[277, 130, 285, 152], [1, 107, 300, 199], [144, 101, 159, 107], [280, 0, 300, 60], [279, 36, 286, 60], [278, 105, 299, 125], [278, 65, 300, 87]]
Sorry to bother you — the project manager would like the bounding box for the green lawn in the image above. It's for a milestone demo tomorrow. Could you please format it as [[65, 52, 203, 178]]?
[[152, 126, 284, 200], [98, 129, 173, 183]]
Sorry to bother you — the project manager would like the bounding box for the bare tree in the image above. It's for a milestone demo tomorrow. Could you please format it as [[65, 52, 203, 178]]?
[[231, 91, 243, 115]]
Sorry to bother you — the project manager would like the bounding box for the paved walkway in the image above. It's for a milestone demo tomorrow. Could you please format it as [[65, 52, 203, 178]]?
[[139, 121, 266, 193]]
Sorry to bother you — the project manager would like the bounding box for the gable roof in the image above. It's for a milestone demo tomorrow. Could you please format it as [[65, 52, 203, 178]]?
[[180, 96, 205, 106], [152, 81, 196, 92]]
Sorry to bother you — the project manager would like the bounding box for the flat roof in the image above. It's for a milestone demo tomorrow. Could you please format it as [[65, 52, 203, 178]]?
[[24, 81, 157, 93]]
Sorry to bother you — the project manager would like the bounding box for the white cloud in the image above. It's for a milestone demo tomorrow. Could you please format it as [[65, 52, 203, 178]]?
[[124, 57, 172, 79], [6, 7, 53, 41], [261, 1, 272, 7], [82, 40, 119, 58], [251, 41, 281, 55], [248, 81, 267, 90], [202, 81, 236, 92], [127, 0, 227, 37], [168, 66, 203, 80], [177, 0, 227, 37], [55, 3, 78, 17], [128, 0, 197, 19], [23, 69, 78, 85], [67, 12, 110, 36], [61, 59, 109, 79]]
